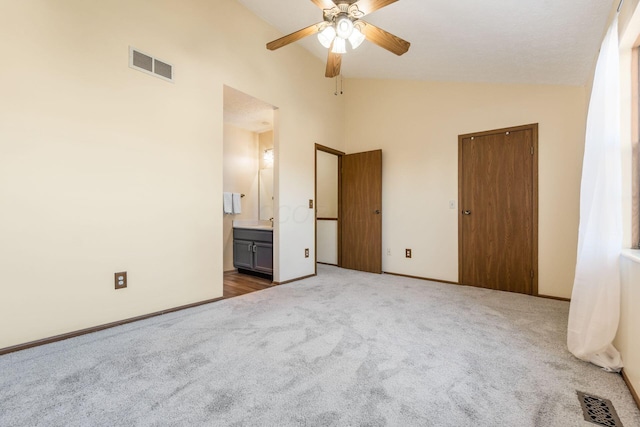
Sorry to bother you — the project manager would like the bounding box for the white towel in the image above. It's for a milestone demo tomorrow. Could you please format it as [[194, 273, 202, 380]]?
[[232, 193, 242, 214], [223, 192, 233, 214]]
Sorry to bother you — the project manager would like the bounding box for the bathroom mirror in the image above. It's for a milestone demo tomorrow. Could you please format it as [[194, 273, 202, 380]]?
[[259, 168, 274, 221]]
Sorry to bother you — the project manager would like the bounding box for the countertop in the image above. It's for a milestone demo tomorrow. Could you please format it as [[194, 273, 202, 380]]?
[[232, 220, 273, 231]]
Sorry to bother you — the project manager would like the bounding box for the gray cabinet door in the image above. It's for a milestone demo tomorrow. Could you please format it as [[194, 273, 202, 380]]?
[[233, 239, 254, 270], [254, 242, 273, 274]]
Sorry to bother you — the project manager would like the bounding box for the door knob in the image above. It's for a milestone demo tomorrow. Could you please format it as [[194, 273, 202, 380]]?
[[462, 210, 471, 215], [374, 209, 381, 214]]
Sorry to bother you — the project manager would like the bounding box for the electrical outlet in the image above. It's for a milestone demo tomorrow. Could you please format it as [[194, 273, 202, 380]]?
[[115, 271, 127, 289], [305, 248, 309, 258], [309, 199, 313, 209], [387, 248, 391, 256], [405, 249, 412, 258]]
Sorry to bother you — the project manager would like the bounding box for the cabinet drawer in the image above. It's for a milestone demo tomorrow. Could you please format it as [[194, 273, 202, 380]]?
[[233, 228, 273, 243]]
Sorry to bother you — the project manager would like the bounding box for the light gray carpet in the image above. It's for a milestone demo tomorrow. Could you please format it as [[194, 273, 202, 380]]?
[[1, 265, 639, 426]]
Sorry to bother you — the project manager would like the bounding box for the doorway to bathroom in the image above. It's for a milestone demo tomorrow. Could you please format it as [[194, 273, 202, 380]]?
[[222, 86, 277, 292]]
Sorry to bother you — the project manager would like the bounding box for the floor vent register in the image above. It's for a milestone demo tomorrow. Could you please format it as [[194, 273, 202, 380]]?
[[577, 391, 623, 427]]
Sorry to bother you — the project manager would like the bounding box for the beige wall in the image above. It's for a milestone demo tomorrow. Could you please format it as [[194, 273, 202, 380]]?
[[0, 0, 344, 348], [344, 79, 587, 298], [223, 124, 259, 271]]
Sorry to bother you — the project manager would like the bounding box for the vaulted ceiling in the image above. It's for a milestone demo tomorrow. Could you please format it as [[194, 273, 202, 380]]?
[[237, 0, 614, 85]]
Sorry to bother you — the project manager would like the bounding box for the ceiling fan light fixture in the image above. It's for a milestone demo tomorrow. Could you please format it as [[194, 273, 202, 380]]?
[[317, 25, 336, 49], [348, 27, 365, 49], [331, 37, 346, 54], [335, 15, 354, 39], [265, 0, 410, 78]]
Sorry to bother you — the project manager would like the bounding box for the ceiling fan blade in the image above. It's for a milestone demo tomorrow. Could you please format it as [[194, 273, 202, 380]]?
[[353, 0, 398, 16], [266, 22, 324, 51], [325, 48, 342, 78], [310, 0, 337, 10], [360, 21, 410, 56]]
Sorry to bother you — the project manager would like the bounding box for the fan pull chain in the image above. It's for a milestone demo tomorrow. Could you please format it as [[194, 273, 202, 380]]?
[[334, 75, 344, 96]]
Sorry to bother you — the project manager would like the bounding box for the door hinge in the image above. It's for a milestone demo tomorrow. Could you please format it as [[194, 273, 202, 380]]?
[[530, 270, 534, 278], [530, 146, 534, 155]]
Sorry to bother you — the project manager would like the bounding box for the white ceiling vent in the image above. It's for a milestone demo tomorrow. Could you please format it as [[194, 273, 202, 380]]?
[[129, 47, 174, 82]]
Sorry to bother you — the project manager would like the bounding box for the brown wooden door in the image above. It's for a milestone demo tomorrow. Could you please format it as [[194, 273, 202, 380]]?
[[342, 149, 382, 273], [459, 124, 538, 294]]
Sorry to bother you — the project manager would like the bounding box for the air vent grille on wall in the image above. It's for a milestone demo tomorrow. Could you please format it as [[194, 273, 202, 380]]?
[[129, 47, 173, 82]]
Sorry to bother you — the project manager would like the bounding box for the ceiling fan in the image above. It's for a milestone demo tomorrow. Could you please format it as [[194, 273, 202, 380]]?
[[266, 0, 410, 78]]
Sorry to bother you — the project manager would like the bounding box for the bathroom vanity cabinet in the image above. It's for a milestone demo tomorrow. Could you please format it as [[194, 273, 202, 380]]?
[[233, 227, 273, 275]]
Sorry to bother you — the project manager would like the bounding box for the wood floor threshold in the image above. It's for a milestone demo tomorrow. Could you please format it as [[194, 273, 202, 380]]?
[[227, 282, 272, 292], [622, 369, 640, 410], [0, 296, 225, 356], [273, 273, 316, 285]]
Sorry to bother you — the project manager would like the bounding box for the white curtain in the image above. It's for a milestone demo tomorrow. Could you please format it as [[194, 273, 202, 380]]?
[[567, 16, 622, 372]]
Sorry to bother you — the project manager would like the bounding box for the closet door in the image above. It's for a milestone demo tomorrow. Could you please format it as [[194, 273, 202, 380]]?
[[459, 125, 538, 294]]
